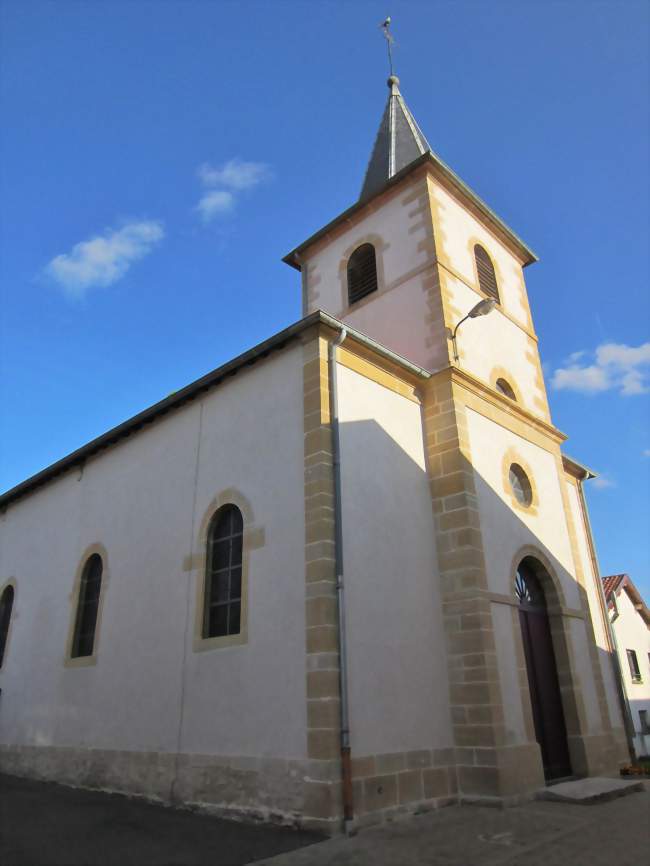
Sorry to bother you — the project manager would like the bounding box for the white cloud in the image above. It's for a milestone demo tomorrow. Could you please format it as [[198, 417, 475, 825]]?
[[198, 158, 270, 191], [196, 190, 235, 222], [46, 220, 164, 298], [590, 475, 616, 490], [552, 341, 650, 396], [552, 364, 610, 393], [195, 158, 271, 223]]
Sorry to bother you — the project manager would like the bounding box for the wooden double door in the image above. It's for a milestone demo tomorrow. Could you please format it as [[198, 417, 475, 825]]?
[[516, 564, 572, 781]]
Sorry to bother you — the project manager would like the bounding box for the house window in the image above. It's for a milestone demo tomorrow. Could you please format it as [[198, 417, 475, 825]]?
[[626, 649, 642, 683], [347, 244, 378, 305], [509, 463, 533, 507], [640, 710, 650, 734], [204, 504, 243, 638], [72, 554, 103, 658], [496, 378, 516, 401], [474, 244, 500, 303], [0, 585, 15, 667]]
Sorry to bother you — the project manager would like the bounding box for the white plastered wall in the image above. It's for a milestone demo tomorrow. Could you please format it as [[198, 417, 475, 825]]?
[[429, 180, 548, 420], [302, 181, 448, 373], [465, 408, 604, 739], [610, 589, 650, 753], [565, 482, 624, 730], [336, 363, 453, 755], [0, 346, 307, 760]]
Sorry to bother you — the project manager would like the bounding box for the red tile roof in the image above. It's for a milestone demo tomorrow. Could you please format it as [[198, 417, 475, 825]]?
[[602, 573, 650, 628], [602, 574, 626, 599]]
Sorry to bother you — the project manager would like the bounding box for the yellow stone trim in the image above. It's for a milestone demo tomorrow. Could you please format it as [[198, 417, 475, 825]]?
[[0, 577, 17, 672], [425, 176, 458, 367], [64, 543, 109, 668], [302, 328, 343, 826], [553, 454, 613, 733], [437, 256, 538, 342], [423, 162, 531, 268], [336, 347, 420, 403], [510, 602, 536, 741], [501, 448, 539, 516], [300, 168, 428, 262], [506, 543, 620, 774], [489, 366, 524, 406], [192, 488, 262, 653], [430, 366, 565, 452]]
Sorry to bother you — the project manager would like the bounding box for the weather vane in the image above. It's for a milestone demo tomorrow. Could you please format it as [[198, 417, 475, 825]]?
[[380, 17, 395, 78]]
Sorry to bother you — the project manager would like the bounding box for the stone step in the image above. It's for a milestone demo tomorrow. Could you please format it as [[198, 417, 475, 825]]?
[[536, 776, 644, 805]]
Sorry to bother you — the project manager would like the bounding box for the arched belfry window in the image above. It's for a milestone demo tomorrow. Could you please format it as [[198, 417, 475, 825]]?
[[347, 244, 378, 305], [204, 504, 243, 638], [72, 554, 103, 658], [474, 244, 500, 303], [0, 585, 15, 667]]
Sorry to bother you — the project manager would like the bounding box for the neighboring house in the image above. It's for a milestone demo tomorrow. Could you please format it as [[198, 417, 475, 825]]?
[[603, 574, 650, 757], [0, 69, 629, 833]]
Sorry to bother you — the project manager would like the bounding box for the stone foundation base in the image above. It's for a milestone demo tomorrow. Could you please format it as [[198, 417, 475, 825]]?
[[568, 730, 629, 778], [0, 744, 307, 827], [0, 735, 628, 833]]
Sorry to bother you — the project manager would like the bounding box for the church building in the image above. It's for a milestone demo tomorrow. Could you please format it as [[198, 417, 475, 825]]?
[[0, 70, 629, 833]]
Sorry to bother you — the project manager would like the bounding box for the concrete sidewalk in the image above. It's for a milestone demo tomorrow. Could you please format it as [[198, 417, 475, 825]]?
[[254, 784, 650, 866], [1, 772, 647, 866]]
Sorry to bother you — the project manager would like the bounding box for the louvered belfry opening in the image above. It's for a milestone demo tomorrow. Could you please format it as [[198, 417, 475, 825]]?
[[474, 244, 500, 303], [347, 243, 378, 305]]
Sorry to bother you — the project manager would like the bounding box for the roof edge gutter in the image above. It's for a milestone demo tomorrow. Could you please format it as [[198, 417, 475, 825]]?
[[0, 311, 429, 511]]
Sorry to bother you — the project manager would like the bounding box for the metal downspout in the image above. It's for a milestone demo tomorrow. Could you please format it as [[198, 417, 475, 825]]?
[[578, 472, 635, 761], [327, 327, 354, 831]]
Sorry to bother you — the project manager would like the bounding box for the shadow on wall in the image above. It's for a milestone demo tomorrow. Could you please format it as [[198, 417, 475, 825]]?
[[337, 412, 626, 779], [0, 409, 628, 794], [337, 416, 454, 755]]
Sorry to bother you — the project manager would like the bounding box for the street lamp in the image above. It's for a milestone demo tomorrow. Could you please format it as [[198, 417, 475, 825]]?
[[451, 298, 497, 363]]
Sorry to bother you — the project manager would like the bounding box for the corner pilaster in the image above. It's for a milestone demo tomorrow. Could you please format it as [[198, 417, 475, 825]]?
[[301, 327, 343, 831], [422, 370, 544, 800]]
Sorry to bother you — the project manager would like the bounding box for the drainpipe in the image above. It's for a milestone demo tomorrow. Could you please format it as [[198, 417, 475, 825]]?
[[327, 327, 354, 831], [577, 471, 635, 762]]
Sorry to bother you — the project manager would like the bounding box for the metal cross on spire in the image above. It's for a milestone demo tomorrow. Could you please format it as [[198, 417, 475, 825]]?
[[380, 17, 395, 77]]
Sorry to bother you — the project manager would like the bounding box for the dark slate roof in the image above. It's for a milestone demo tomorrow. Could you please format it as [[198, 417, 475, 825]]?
[[360, 75, 431, 201]]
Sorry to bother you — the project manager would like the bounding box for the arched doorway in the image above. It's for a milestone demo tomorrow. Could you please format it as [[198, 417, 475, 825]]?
[[515, 559, 572, 781]]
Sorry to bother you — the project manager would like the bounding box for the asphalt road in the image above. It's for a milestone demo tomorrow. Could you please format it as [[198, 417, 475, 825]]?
[[0, 774, 323, 866]]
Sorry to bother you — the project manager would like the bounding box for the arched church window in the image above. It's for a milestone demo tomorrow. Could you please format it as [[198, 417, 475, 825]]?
[[347, 244, 378, 305], [72, 554, 103, 658], [496, 378, 516, 401], [474, 245, 500, 303], [0, 585, 15, 667], [204, 504, 243, 638]]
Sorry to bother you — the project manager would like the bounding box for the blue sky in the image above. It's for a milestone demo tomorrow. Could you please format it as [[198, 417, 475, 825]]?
[[1, 1, 648, 595]]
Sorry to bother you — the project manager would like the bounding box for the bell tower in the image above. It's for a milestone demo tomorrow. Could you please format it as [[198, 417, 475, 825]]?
[[284, 73, 551, 422]]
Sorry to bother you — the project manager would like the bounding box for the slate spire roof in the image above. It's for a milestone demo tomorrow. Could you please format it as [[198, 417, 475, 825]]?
[[359, 75, 431, 202]]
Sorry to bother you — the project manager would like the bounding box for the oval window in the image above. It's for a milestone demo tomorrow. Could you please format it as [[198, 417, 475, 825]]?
[[509, 464, 533, 507], [496, 378, 516, 401]]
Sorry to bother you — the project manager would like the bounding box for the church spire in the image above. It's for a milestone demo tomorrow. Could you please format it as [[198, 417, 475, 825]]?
[[359, 22, 430, 201]]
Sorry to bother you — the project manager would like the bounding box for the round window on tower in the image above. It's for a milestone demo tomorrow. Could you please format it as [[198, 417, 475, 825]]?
[[509, 464, 533, 507]]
